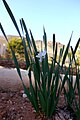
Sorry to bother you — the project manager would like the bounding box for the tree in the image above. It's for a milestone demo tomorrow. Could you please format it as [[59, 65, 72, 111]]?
[[7, 37, 25, 60]]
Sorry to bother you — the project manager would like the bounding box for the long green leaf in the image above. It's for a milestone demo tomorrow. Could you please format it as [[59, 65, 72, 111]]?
[[10, 47, 23, 80], [62, 31, 73, 66], [30, 30, 38, 54], [48, 60, 53, 92], [58, 45, 65, 63], [38, 91, 46, 112], [49, 87, 59, 117], [53, 43, 57, 65], [61, 66, 70, 91], [23, 82, 39, 113], [53, 34, 55, 55], [20, 18, 32, 53], [28, 69, 39, 112], [43, 27, 47, 51], [19, 20, 30, 69], [71, 46, 76, 64], [33, 63, 40, 88], [2, 0, 21, 37], [22, 37, 30, 69], [0, 23, 8, 42], [73, 38, 80, 55]]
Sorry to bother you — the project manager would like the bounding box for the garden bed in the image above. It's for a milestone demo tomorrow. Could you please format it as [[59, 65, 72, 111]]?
[[0, 90, 77, 120], [0, 60, 78, 119]]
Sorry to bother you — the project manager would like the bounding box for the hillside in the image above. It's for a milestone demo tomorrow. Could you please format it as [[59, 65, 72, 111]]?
[[0, 35, 65, 56], [35, 40, 65, 57], [0, 35, 20, 44], [0, 36, 7, 44]]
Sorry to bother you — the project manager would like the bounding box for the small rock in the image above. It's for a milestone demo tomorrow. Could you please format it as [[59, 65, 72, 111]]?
[[22, 93, 27, 98], [33, 109, 36, 113]]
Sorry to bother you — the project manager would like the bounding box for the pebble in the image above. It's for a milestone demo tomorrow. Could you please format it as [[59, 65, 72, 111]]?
[[22, 93, 27, 98]]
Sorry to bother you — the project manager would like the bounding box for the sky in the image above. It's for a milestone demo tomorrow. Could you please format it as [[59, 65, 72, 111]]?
[[0, 0, 80, 48]]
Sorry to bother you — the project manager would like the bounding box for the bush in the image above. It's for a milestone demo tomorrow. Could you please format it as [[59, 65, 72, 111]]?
[[7, 38, 25, 60]]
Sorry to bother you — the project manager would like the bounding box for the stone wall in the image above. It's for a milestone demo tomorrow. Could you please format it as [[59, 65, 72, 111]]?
[[0, 59, 26, 69]]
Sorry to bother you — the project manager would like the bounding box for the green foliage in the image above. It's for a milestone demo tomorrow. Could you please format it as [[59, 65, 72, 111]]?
[[7, 38, 25, 60], [61, 46, 80, 119]]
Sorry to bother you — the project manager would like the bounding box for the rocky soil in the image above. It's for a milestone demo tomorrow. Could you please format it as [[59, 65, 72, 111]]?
[[0, 89, 78, 120], [0, 90, 37, 120], [0, 59, 78, 120]]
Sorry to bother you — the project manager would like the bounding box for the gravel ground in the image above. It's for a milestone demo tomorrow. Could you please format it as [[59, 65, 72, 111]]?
[[0, 90, 77, 120], [0, 90, 37, 120], [0, 66, 77, 120]]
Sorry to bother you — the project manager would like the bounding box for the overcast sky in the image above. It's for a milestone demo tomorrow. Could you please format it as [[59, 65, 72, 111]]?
[[0, 0, 80, 48]]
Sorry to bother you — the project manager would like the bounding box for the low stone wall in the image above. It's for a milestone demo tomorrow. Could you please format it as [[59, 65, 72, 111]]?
[[0, 66, 76, 92], [0, 59, 26, 69], [0, 67, 35, 91], [0, 59, 77, 75]]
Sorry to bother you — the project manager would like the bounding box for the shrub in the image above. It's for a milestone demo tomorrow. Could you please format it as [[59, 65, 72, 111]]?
[[7, 37, 25, 60]]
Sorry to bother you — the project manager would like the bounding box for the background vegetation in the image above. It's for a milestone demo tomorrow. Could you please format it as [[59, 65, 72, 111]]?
[[7, 37, 25, 60]]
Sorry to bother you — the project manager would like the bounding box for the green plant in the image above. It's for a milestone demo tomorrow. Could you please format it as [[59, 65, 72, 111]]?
[[62, 46, 76, 107], [61, 40, 80, 119], [0, 0, 77, 119], [7, 37, 26, 60], [0, 23, 62, 119]]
